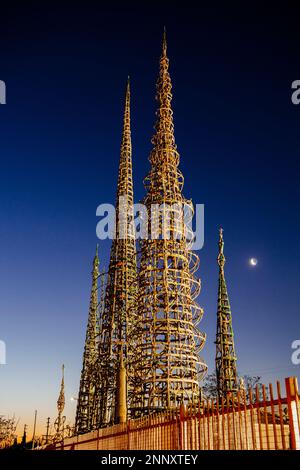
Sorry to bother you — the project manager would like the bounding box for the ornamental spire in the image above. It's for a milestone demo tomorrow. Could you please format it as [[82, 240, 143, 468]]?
[[162, 26, 167, 55], [118, 77, 132, 197], [54, 364, 66, 442], [57, 364, 65, 413], [128, 31, 207, 416], [75, 246, 99, 434], [215, 228, 238, 398], [148, 27, 178, 174], [94, 78, 137, 426], [218, 227, 225, 270]]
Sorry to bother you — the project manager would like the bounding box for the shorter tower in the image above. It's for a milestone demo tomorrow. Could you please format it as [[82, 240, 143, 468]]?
[[75, 246, 99, 434], [54, 364, 66, 442], [95, 78, 137, 426], [215, 228, 238, 397]]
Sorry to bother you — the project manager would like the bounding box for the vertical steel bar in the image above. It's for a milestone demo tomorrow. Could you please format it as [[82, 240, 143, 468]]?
[[207, 399, 211, 450], [242, 389, 249, 450], [226, 394, 231, 450], [262, 385, 270, 450], [269, 383, 278, 450], [277, 381, 286, 450], [221, 397, 226, 450], [248, 388, 256, 450], [215, 397, 220, 450], [255, 385, 263, 450]]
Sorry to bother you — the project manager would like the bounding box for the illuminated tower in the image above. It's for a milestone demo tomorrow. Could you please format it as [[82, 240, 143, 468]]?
[[95, 78, 137, 426], [215, 228, 238, 397], [128, 31, 207, 416], [75, 246, 99, 434], [54, 364, 66, 442]]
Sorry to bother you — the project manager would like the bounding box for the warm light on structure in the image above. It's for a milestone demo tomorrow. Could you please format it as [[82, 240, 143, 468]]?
[[215, 228, 238, 397], [53, 364, 66, 442], [92, 78, 137, 427], [75, 247, 100, 434], [128, 30, 207, 416]]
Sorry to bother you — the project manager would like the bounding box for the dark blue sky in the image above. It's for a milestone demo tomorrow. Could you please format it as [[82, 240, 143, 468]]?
[[0, 2, 299, 435]]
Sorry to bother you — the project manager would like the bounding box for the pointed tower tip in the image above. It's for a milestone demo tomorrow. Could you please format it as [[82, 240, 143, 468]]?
[[162, 26, 167, 55], [218, 227, 225, 264], [126, 76, 130, 93], [125, 76, 130, 97], [93, 243, 100, 270]]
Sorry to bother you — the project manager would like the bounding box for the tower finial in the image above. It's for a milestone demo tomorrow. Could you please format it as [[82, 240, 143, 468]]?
[[126, 77, 130, 108], [215, 228, 238, 398], [218, 226, 225, 268], [121, 76, 131, 158], [127, 76, 130, 96], [93, 244, 99, 269], [150, 26, 176, 162], [162, 26, 167, 55]]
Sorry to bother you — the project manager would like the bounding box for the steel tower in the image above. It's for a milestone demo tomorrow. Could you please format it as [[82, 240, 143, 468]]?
[[54, 364, 66, 442], [128, 31, 207, 416], [215, 228, 238, 397], [75, 246, 100, 434], [94, 78, 137, 426]]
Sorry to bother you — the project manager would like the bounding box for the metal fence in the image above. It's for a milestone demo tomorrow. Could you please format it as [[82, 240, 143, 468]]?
[[53, 377, 300, 451]]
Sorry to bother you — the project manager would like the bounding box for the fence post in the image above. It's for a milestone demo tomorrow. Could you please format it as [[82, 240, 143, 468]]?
[[285, 377, 300, 450], [179, 405, 185, 450], [127, 419, 131, 450]]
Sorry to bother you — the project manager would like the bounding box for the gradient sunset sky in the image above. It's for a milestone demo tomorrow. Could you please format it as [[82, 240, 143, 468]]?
[[0, 2, 299, 438]]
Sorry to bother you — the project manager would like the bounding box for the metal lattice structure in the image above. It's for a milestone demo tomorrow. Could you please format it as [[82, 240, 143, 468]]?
[[0, 416, 17, 448], [215, 228, 238, 397], [53, 364, 66, 442], [128, 31, 207, 416], [92, 78, 137, 427], [75, 247, 100, 434]]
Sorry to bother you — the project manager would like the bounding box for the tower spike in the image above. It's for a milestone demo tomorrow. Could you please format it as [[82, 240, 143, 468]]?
[[162, 26, 167, 55], [128, 32, 207, 416], [215, 228, 238, 398], [54, 364, 66, 442], [75, 247, 99, 434], [57, 364, 65, 413], [93, 78, 137, 426], [218, 227, 225, 266]]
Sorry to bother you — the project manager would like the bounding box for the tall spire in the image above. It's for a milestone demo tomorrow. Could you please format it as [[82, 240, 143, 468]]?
[[162, 26, 167, 55], [54, 364, 66, 442], [93, 78, 137, 426], [149, 27, 177, 173], [119, 77, 132, 194], [75, 246, 99, 434], [57, 364, 65, 413], [128, 31, 207, 416], [215, 228, 238, 397]]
